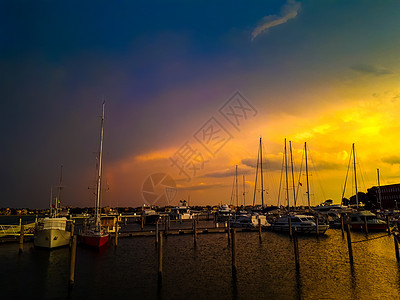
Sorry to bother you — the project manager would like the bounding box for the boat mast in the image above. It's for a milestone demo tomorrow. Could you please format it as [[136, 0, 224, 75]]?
[[377, 168, 382, 210], [305, 142, 310, 209], [56, 165, 63, 216], [353, 143, 359, 208], [260, 137, 264, 208], [95, 102, 105, 230], [243, 175, 246, 207], [50, 186, 53, 217], [285, 138, 290, 211], [235, 165, 238, 209], [289, 141, 296, 208]]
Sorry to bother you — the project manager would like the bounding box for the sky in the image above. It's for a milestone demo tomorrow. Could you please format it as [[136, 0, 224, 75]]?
[[2, 0, 400, 209]]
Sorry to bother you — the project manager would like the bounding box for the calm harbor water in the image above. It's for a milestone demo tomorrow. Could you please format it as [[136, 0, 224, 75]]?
[[1, 218, 400, 299]]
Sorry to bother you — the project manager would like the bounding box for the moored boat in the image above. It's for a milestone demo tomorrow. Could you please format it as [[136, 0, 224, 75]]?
[[271, 214, 329, 234], [34, 217, 72, 248], [78, 102, 109, 248], [230, 213, 270, 228], [348, 210, 387, 231]]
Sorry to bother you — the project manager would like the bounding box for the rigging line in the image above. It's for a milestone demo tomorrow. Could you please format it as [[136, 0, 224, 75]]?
[[308, 151, 327, 203], [357, 153, 370, 192], [253, 146, 260, 207], [230, 173, 235, 206], [341, 145, 353, 202], [351, 234, 390, 244], [277, 151, 285, 207], [295, 145, 304, 206], [289, 141, 296, 207]]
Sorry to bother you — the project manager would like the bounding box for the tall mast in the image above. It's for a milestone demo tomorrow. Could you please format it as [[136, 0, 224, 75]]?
[[285, 138, 290, 211], [260, 137, 264, 208], [56, 165, 63, 215], [235, 165, 238, 208], [353, 143, 358, 208], [305, 142, 310, 209], [377, 168, 382, 210], [96, 102, 105, 229], [50, 187, 53, 217], [243, 175, 246, 207], [289, 141, 296, 207]]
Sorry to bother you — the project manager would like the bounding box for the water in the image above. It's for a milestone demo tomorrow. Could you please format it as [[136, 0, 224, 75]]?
[[1, 222, 400, 299]]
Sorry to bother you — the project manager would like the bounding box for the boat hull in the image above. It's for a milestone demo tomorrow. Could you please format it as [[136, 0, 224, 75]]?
[[79, 232, 109, 248], [34, 229, 71, 249]]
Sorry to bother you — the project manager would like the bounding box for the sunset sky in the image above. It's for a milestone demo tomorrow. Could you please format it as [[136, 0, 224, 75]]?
[[2, 0, 400, 209]]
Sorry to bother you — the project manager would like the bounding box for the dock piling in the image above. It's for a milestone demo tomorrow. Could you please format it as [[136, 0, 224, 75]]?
[[387, 215, 391, 235], [289, 217, 293, 239], [158, 231, 163, 282], [193, 219, 197, 246], [394, 234, 400, 263], [363, 216, 368, 235], [258, 218, 262, 243], [114, 222, 119, 247], [227, 219, 231, 245], [315, 216, 319, 237], [293, 227, 300, 269], [341, 214, 345, 237], [19, 224, 24, 254], [346, 224, 354, 265], [231, 228, 237, 274], [69, 235, 77, 289], [155, 219, 159, 247]]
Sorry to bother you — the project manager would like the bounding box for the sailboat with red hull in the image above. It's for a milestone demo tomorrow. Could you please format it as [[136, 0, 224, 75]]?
[[79, 102, 109, 248]]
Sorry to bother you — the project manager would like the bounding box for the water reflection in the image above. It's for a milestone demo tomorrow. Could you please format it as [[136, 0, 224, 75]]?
[[295, 267, 303, 300], [232, 269, 238, 300], [3, 228, 400, 299]]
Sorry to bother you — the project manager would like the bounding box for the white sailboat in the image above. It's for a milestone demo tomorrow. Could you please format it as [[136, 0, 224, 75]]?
[[34, 166, 73, 249], [79, 102, 110, 248]]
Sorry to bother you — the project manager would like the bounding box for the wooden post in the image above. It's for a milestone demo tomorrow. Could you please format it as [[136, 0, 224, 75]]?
[[214, 213, 217, 228], [258, 218, 262, 243], [70, 222, 75, 248], [363, 216, 368, 235], [341, 214, 345, 237], [346, 224, 354, 265], [155, 219, 159, 247], [387, 215, 391, 235], [141, 215, 144, 231], [293, 227, 300, 269], [394, 234, 400, 262], [69, 235, 77, 289], [227, 219, 231, 245], [158, 231, 163, 282], [231, 228, 237, 274], [114, 221, 118, 247], [193, 219, 197, 246], [289, 217, 293, 238], [167, 216, 170, 230], [19, 224, 24, 254]]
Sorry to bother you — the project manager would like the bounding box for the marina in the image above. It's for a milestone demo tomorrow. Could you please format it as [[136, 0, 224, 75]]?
[[1, 216, 400, 299], [4, 1, 400, 299]]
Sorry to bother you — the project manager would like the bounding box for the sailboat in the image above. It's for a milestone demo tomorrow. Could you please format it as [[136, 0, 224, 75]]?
[[34, 166, 73, 249], [342, 143, 387, 231], [271, 140, 329, 234], [79, 102, 109, 248]]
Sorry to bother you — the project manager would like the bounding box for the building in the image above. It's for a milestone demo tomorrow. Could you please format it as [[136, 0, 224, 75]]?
[[368, 183, 400, 209]]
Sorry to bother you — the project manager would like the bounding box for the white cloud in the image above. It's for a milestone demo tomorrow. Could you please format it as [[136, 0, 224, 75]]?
[[251, 0, 301, 41]]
